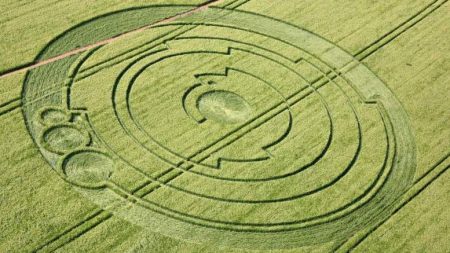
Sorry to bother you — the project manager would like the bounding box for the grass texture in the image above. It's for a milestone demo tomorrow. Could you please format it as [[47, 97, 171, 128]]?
[[0, 0, 448, 252]]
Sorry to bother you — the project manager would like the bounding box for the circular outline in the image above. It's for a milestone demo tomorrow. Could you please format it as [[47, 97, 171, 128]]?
[[36, 106, 72, 126], [21, 5, 416, 249], [40, 123, 91, 155], [109, 37, 366, 203], [60, 148, 114, 189], [77, 15, 385, 228], [195, 89, 253, 124], [114, 41, 336, 181]]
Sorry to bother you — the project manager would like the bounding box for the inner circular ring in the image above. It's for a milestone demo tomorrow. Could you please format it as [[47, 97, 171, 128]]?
[[113, 38, 335, 182]]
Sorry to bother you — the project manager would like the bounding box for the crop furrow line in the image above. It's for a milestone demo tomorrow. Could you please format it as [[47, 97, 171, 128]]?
[[355, 0, 448, 61], [0, 97, 22, 116], [32, 209, 112, 252], [335, 153, 450, 253]]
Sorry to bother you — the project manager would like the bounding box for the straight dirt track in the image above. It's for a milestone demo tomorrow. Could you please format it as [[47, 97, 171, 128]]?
[[0, 0, 223, 79]]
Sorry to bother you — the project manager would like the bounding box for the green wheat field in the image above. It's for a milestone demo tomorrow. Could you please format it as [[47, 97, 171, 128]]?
[[1, 0, 449, 252]]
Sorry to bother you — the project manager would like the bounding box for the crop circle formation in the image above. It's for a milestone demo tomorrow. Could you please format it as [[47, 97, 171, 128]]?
[[22, 6, 416, 249]]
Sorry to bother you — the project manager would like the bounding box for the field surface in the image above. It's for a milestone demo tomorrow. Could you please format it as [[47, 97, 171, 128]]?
[[0, 0, 449, 252]]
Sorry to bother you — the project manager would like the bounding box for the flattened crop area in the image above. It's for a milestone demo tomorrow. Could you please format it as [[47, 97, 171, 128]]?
[[1, 1, 449, 252]]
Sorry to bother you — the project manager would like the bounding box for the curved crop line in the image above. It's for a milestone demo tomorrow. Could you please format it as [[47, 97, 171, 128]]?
[[94, 91, 326, 202], [95, 101, 393, 231], [120, 41, 330, 171], [161, 70, 362, 203], [112, 42, 338, 190], [112, 50, 233, 169], [22, 29, 334, 196], [81, 24, 398, 225], [152, 13, 416, 100], [74, 26, 376, 208], [202, 6, 362, 62], [115, 48, 297, 169], [151, 22, 334, 73], [105, 118, 388, 232], [181, 82, 206, 123], [141, 66, 295, 166], [39, 123, 91, 155], [66, 46, 103, 109], [189, 66, 293, 162], [32, 4, 202, 61], [89, 46, 365, 204], [76, 47, 170, 82], [331, 91, 414, 249], [225, 68, 294, 153], [112, 44, 334, 180], [79, 22, 334, 167], [122, 52, 289, 169], [78, 26, 189, 75]]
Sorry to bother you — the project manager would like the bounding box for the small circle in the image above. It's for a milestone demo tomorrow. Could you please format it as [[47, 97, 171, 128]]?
[[42, 124, 90, 154], [197, 90, 252, 124], [39, 107, 70, 125], [63, 150, 114, 186]]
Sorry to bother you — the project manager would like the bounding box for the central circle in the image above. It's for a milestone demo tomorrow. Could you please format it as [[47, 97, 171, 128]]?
[[197, 90, 252, 124]]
